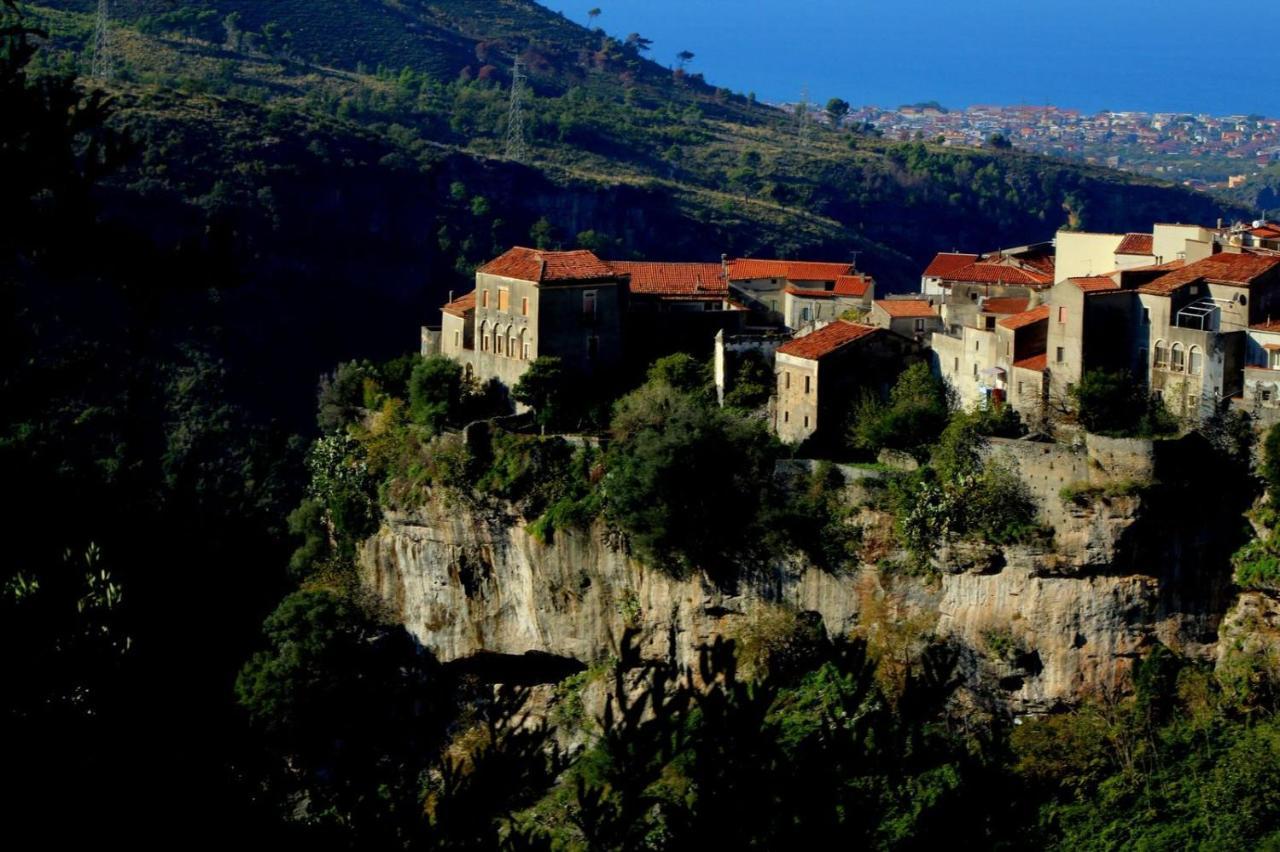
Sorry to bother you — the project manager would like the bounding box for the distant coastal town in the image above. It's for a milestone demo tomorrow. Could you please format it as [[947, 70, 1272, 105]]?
[[801, 101, 1280, 190]]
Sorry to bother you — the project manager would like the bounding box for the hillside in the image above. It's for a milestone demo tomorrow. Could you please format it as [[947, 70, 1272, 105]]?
[[28, 1, 1244, 295]]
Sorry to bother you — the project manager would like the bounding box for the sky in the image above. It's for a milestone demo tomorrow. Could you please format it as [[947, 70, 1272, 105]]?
[[545, 0, 1280, 116]]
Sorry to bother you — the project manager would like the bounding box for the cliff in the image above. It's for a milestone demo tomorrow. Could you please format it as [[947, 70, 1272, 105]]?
[[361, 435, 1245, 713]]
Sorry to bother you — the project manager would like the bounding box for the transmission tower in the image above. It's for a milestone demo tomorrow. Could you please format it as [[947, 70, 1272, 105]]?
[[796, 84, 812, 149], [90, 0, 114, 80], [505, 57, 529, 163]]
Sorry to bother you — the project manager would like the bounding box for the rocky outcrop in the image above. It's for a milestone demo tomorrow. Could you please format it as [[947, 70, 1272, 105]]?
[[361, 475, 1240, 714]]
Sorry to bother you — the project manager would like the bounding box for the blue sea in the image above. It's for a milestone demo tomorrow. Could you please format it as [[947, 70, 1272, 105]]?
[[545, 0, 1280, 116]]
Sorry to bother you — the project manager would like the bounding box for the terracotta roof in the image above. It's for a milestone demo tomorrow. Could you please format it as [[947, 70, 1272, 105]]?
[[874, 299, 938, 318], [442, 290, 476, 317], [998, 304, 1050, 330], [1139, 252, 1280, 295], [1250, 224, 1280, 239], [479, 246, 617, 283], [785, 286, 840, 298], [923, 252, 979, 278], [726, 259, 852, 282], [1115, 233, 1154, 256], [1068, 276, 1122, 294], [1012, 353, 1048, 371], [1016, 252, 1057, 277], [1251, 319, 1280, 333], [834, 274, 872, 297], [1127, 259, 1186, 273], [775, 321, 879, 360], [982, 297, 1030, 315], [936, 262, 1053, 287], [609, 261, 726, 296]]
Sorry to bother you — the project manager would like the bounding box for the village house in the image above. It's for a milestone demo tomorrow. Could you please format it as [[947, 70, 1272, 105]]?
[[607, 261, 749, 361], [1044, 275, 1145, 410], [931, 295, 1047, 413], [1139, 252, 1280, 420], [919, 243, 1054, 300], [437, 246, 625, 388], [1238, 319, 1280, 428], [869, 298, 943, 342], [772, 321, 919, 446], [723, 259, 859, 328]]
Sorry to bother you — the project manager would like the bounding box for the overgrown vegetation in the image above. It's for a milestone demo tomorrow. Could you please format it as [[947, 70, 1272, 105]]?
[[1070, 368, 1180, 437]]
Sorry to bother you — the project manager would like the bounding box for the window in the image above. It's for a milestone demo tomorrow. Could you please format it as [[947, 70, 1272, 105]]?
[[1143, 307, 1150, 324], [521, 297, 529, 316], [972, 363, 978, 378], [454, 330, 460, 348], [518, 329, 526, 361], [1171, 342, 1184, 372], [785, 371, 791, 390], [803, 415, 809, 429], [915, 318, 926, 332], [804, 375, 811, 394], [1017, 381, 1025, 396], [583, 290, 597, 318], [954, 357, 959, 372], [1154, 340, 1168, 367], [1058, 306, 1067, 323], [498, 287, 510, 312], [1264, 389, 1274, 403], [481, 290, 489, 308], [509, 332, 517, 359], [801, 307, 811, 322], [1271, 350, 1280, 370], [985, 316, 995, 330], [479, 320, 489, 351], [1188, 346, 1202, 376], [1189, 285, 1199, 295], [1240, 294, 1249, 307], [970, 292, 978, 301], [784, 411, 790, 423], [495, 329, 504, 356], [1056, 346, 1064, 363], [975, 339, 980, 351]]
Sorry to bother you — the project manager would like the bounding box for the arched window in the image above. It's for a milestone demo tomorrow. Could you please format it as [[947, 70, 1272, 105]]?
[[508, 329, 518, 359], [1171, 342, 1184, 372], [479, 320, 489, 352], [520, 329, 529, 361], [1154, 340, 1167, 367], [1188, 345, 1203, 376], [490, 325, 499, 355], [496, 325, 507, 356]]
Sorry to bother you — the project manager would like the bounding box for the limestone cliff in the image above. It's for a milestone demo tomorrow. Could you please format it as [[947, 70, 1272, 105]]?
[[361, 441, 1242, 713]]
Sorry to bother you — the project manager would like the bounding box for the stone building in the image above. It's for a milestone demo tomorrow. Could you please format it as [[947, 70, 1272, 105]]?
[[724, 259, 856, 328], [607, 261, 748, 362], [869, 298, 943, 342], [1044, 275, 1145, 410], [437, 246, 625, 388], [772, 321, 919, 446], [1138, 252, 1280, 420]]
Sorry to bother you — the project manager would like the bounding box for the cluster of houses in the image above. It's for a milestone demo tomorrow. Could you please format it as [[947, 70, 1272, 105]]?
[[423, 217, 1280, 446]]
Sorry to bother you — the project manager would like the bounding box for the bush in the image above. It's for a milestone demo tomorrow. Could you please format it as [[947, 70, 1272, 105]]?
[[513, 356, 575, 431], [408, 355, 462, 433], [723, 350, 772, 410], [848, 362, 952, 460], [1071, 369, 1178, 437], [317, 360, 374, 433], [605, 374, 779, 579]]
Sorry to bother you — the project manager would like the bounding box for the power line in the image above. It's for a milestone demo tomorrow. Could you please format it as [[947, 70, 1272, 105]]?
[[90, 0, 114, 80], [797, 84, 811, 149], [505, 56, 529, 163]]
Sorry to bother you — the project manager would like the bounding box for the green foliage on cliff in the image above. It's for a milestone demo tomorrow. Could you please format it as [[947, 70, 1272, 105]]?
[[1070, 368, 1179, 437], [848, 362, 954, 460]]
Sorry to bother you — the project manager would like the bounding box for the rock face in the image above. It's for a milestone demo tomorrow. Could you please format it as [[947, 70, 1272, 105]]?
[[361, 468, 1240, 713]]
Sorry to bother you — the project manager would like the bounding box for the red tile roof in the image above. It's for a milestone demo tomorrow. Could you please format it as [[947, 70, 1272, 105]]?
[[1139, 252, 1280, 295], [936, 262, 1053, 287], [442, 290, 476, 317], [775, 321, 879, 360], [1127, 259, 1186, 273], [479, 246, 617, 283], [982, 297, 1030, 315], [609, 261, 726, 296], [726, 259, 853, 282], [923, 252, 980, 278], [874, 299, 938, 318], [1115, 233, 1154, 256], [1251, 319, 1280, 333], [784, 286, 840, 298], [1250, 224, 1280, 239], [1012, 353, 1048, 371], [998, 304, 1050, 330], [1068, 276, 1122, 294], [834, 274, 872, 297]]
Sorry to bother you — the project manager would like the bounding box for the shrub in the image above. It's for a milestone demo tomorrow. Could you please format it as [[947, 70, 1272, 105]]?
[[317, 360, 374, 433], [1071, 369, 1177, 437], [408, 355, 462, 433], [848, 362, 952, 460], [513, 356, 574, 431], [723, 350, 772, 410]]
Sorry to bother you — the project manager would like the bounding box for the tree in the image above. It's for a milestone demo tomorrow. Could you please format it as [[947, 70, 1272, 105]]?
[[987, 132, 1013, 149], [529, 216, 556, 249], [605, 371, 778, 578], [624, 33, 652, 54], [848, 362, 952, 459], [1069, 369, 1175, 436], [587, 7, 602, 26], [317, 360, 373, 432], [676, 50, 695, 70], [408, 355, 462, 433], [825, 97, 850, 125], [513, 356, 571, 430]]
